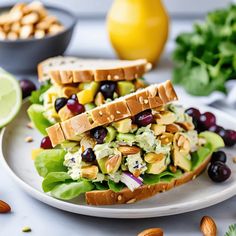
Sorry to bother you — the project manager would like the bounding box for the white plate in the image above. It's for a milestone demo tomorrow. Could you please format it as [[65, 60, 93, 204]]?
[[0, 101, 236, 218]]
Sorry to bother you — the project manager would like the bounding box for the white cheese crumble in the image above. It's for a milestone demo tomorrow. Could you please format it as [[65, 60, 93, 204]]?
[[126, 153, 147, 174]]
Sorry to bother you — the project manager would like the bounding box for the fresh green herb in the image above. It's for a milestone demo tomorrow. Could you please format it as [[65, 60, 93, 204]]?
[[27, 104, 52, 135], [225, 224, 236, 236], [34, 149, 67, 177], [50, 180, 94, 200], [108, 180, 125, 192], [29, 81, 51, 105], [42, 172, 72, 192], [172, 4, 236, 96]]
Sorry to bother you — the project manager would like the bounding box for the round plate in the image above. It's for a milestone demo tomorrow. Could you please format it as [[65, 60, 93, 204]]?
[[0, 101, 235, 218]]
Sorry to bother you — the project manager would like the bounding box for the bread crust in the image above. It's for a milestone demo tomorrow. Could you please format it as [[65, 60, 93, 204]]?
[[37, 57, 152, 84], [85, 155, 211, 205], [46, 81, 178, 146]]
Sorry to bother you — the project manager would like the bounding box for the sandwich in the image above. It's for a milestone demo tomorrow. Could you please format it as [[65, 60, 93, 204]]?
[[28, 56, 151, 136], [33, 80, 224, 205]]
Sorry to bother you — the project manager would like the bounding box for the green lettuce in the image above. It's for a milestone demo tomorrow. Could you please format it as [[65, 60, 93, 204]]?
[[51, 180, 94, 200], [27, 104, 52, 135], [35, 149, 67, 177], [42, 172, 72, 192]]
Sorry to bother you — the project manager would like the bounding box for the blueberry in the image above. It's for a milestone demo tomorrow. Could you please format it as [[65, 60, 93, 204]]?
[[100, 81, 116, 99], [208, 161, 231, 182], [90, 126, 107, 144], [54, 97, 67, 113], [211, 151, 227, 164], [81, 148, 96, 162]]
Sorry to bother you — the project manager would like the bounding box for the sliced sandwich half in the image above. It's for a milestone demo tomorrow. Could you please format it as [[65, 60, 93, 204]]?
[[28, 57, 151, 135], [33, 81, 225, 205]]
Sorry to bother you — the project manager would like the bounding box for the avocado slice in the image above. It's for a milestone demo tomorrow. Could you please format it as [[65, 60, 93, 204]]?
[[116, 133, 135, 143], [173, 150, 191, 172], [113, 118, 132, 133], [97, 157, 108, 174], [117, 81, 135, 96], [191, 146, 211, 170], [105, 126, 117, 143], [199, 131, 225, 150], [84, 103, 95, 111], [78, 81, 100, 94], [146, 156, 167, 174], [60, 141, 78, 149]]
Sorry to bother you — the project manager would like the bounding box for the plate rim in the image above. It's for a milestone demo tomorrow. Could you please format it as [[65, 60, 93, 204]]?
[[0, 102, 236, 218]]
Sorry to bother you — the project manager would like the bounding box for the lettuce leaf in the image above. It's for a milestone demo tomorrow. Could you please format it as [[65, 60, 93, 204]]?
[[35, 149, 67, 177], [42, 172, 72, 192], [27, 104, 52, 135], [51, 180, 94, 200], [108, 180, 125, 192], [30, 81, 51, 105], [93, 181, 109, 190]]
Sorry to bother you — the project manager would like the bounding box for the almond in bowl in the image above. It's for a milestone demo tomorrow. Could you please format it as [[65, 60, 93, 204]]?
[[0, 1, 65, 40]]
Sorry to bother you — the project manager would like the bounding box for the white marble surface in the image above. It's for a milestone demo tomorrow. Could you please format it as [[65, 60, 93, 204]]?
[[0, 19, 236, 236]]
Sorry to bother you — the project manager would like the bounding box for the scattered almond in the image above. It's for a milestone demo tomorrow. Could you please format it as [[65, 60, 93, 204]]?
[[0, 200, 11, 213], [25, 136, 33, 143], [118, 145, 140, 155], [138, 228, 163, 236], [27, 122, 33, 129], [233, 157, 236, 163], [200, 216, 217, 236]]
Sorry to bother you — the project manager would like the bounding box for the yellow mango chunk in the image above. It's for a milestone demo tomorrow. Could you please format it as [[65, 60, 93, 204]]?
[[77, 89, 94, 105]]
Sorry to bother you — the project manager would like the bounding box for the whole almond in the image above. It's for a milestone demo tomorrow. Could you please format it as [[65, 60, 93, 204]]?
[[118, 146, 140, 155], [200, 216, 217, 236], [0, 200, 11, 213], [138, 228, 163, 236]]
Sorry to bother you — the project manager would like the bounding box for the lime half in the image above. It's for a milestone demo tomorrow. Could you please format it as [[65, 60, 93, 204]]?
[[0, 70, 22, 128]]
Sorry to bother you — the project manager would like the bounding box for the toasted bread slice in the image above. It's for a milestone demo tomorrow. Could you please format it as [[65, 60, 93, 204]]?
[[47, 80, 178, 146], [38, 56, 152, 84], [85, 155, 211, 205]]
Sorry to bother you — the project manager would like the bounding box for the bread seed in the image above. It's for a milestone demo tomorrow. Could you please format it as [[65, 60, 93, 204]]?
[[117, 195, 122, 201], [126, 198, 136, 204]]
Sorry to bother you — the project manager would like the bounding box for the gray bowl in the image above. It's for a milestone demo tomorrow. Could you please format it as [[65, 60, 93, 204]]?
[[0, 4, 77, 73]]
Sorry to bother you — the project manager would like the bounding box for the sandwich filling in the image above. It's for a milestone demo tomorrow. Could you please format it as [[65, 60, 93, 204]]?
[[34, 104, 222, 201], [28, 78, 147, 134]]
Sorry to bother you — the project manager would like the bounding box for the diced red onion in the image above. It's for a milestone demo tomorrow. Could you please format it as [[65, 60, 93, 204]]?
[[121, 172, 143, 191]]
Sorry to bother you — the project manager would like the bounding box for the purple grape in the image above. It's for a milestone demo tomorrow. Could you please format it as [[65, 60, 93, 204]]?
[[20, 79, 36, 98], [54, 97, 68, 112], [81, 148, 96, 162], [208, 161, 231, 182], [211, 151, 227, 164], [40, 136, 53, 149], [199, 112, 216, 130], [224, 129, 236, 147], [70, 94, 78, 101], [100, 82, 116, 99], [185, 107, 201, 120], [67, 99, 85, 114], [209, 125, 224, 133], [90, 126, 107, 144], [134, 110, 154, 127]]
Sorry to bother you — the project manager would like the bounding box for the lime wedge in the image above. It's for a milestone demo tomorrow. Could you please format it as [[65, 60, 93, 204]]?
[[0, 69, 22, 128]]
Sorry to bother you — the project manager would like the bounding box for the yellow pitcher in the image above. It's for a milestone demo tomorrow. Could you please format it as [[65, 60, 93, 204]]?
[[107, 0, 169, 65]]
